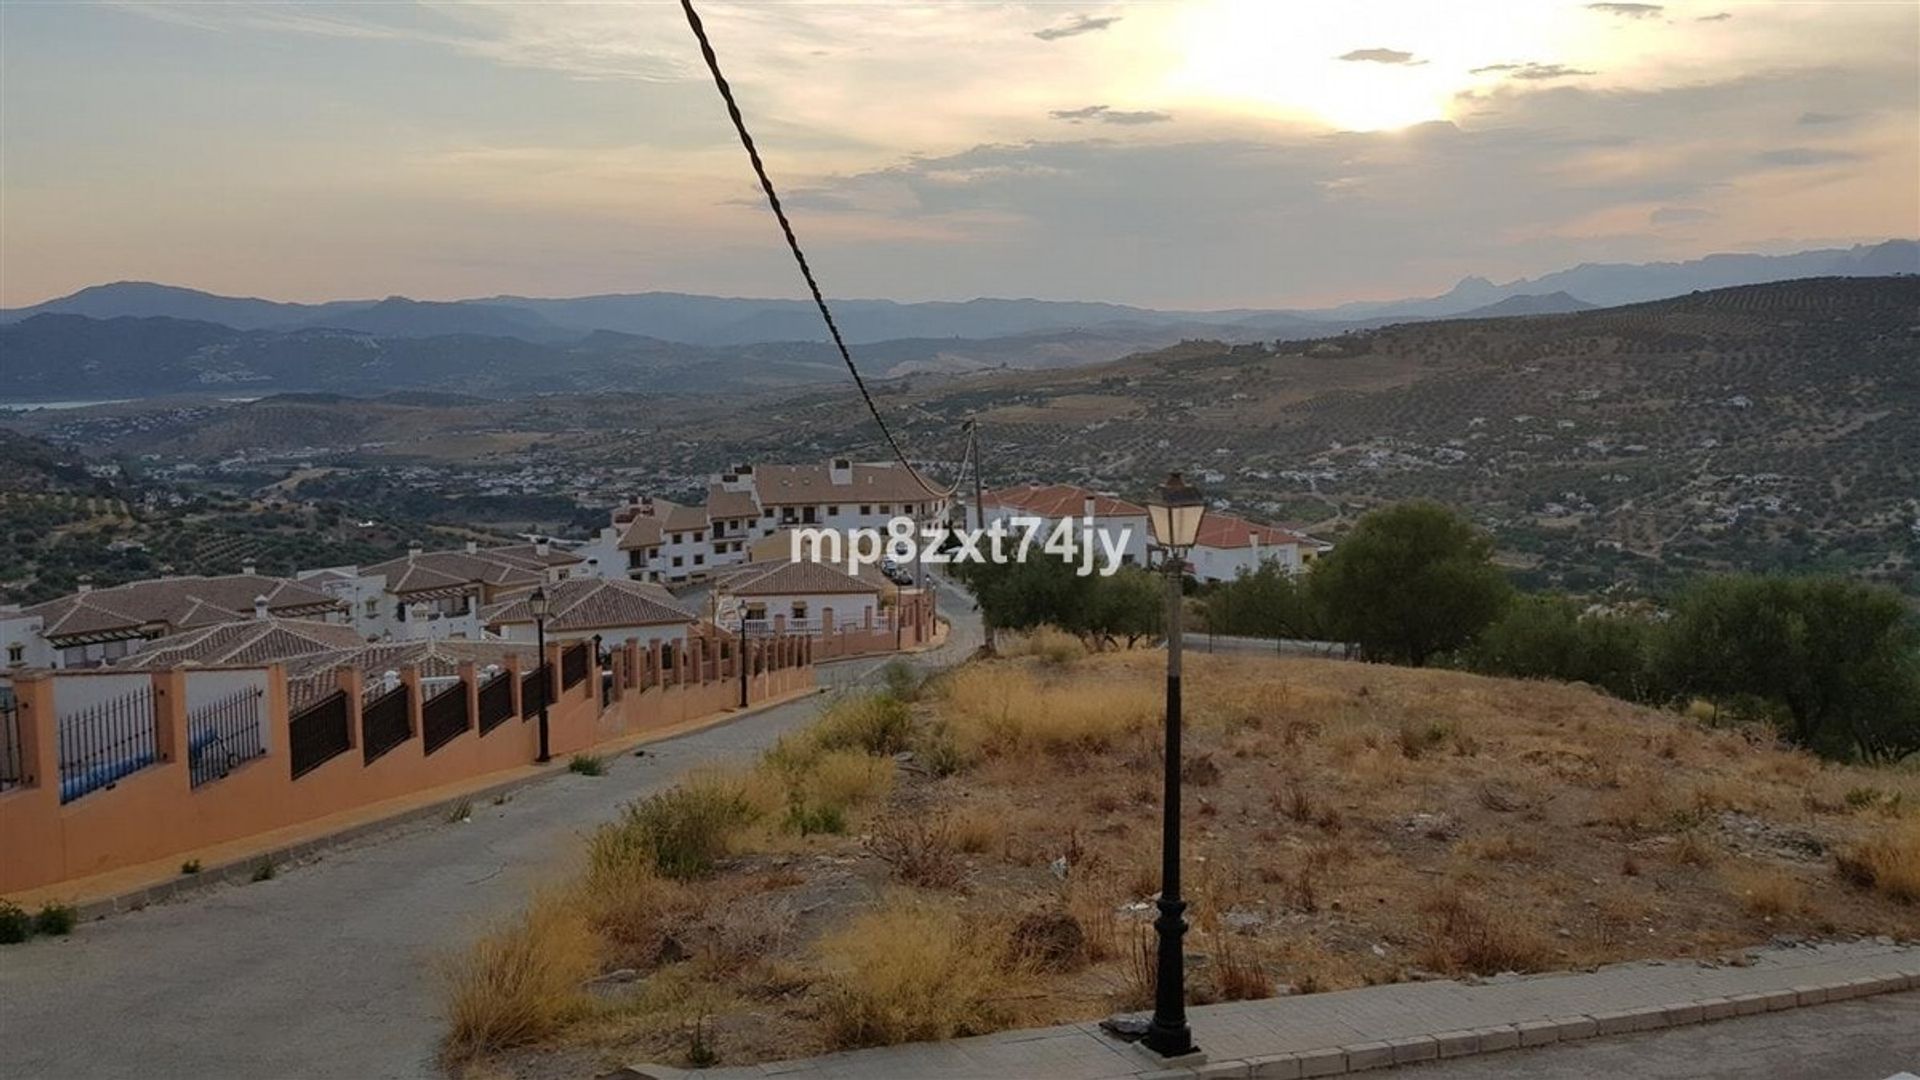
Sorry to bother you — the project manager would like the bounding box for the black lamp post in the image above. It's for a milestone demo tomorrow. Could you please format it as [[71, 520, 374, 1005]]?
[[529, 586, 552, 763], [736, 601, 751, 709], [1142, 472, 1206, 1059]]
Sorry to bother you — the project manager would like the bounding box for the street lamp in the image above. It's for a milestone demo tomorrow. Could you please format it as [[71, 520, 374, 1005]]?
[[529, 586, 552, 763], [1142, 471, 1205, 1060]]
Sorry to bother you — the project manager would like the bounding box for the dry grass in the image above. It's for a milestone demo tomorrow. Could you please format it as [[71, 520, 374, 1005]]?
[[1415, 883, 1555, 976], [1836, 817, 1920, 903], [935, 663, 1158, 757], [999, 625, 1087, 665], [1722, 863, 1811, 918], [814, 899, 1032, 1048], [441, 894, 598, 1061]]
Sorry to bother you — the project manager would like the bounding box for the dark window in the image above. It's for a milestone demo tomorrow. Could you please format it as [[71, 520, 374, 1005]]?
[[860, 504, 871, 515], [672, 556, 684, 567]]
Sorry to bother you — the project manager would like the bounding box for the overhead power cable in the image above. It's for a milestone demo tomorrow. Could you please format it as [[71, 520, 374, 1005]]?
[[678, 0, 972, 500]]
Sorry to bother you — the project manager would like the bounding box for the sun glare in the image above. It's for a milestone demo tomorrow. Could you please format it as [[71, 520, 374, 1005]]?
[[1161, 0, 1590, 132]]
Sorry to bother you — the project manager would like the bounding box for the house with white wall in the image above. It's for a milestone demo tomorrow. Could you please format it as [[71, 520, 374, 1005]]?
[[17, 573, 344, 669], [483, 577, 697, 651], [982, 483, 1152, 568], [711, 560, 885, 635], [300, 539, 582, 643], [1, 606, 53, 672], [1187, 513, 1326, 583]]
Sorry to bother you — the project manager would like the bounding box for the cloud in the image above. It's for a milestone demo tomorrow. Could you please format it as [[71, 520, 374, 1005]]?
[[1586, 3, 1665, 17], [1650, 206, 1715, 224], [1798, 111, 1848, 125], [1470, 62, 1597, 80], [1337, 48, 1423, 65], [1033, 14, 1119, 41], [1753, 147, 1863, 167], [1049, 105, 1172, 125], [1696, 12, 1732, 21]]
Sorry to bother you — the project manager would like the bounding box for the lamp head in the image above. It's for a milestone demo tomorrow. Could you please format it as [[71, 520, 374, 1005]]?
[[1147, 471, 1206, 552]]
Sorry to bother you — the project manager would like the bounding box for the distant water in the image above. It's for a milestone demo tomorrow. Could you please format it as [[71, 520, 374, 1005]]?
[[0, 399, 133, 411]]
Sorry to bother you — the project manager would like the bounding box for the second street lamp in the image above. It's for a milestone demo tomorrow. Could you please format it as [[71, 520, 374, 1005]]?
[[529, 586, 552, 763], [1142, 471, 1206, 1060]]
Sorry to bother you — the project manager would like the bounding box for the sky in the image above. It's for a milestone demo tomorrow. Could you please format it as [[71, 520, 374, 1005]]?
[[2, 0, 1916, 309]]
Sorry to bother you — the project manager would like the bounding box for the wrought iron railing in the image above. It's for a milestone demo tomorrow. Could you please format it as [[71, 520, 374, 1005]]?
[[561, 642, 589, 689], [361, 683, 411, 764], [57, 685, 158, 804], [478, 671, 514, 733], [187, 685, 267, 788], [0, 699, 24, 791], [520, 665, 550, 718], [422, 681, 470, 755], [290, 690, 351, 779]]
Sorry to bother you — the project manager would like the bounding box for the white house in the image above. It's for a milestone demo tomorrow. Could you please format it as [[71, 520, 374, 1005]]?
[[300, 539, 582, 643], [1187, 513, 1326, 584], [711, 560, 886, 635], [483, 577, 698, 651], [17, 573, 344, 669], [0, 606, 53, 671], [982, 483, 1151, 568]]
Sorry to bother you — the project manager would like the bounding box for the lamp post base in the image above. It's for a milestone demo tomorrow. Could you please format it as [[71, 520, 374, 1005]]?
[[1130, 1040, 1207, 1068]]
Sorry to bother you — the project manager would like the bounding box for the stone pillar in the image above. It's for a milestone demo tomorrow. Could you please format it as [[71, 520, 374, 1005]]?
[[148, 668, 188, 767], [401, 665, 424, 742], [335, 664, 366, 749]]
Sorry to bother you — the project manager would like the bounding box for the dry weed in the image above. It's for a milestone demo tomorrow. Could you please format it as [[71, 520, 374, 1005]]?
[[441, 894, 597, 1061]]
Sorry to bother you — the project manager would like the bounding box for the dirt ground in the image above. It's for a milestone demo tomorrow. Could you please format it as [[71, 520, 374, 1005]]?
[[471, 648, 1920, 1078]]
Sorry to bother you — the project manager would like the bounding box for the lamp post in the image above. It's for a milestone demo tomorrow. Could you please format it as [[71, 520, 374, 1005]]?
[[529, 586, 552, 763], [1142, 472, 1206, 1060]]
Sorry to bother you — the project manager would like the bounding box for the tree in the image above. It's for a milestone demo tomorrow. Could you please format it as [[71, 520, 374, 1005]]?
[[1198, 561, 1322, 641], [1085, 567, 1163, 648], [1467, 594, 1657, 702], [1308, 501, 1511, 666], [1653, 574, 1920, 762]]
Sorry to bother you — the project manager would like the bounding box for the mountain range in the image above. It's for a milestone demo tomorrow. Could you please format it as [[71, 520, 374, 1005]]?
[[1, 241, 1911, 401]]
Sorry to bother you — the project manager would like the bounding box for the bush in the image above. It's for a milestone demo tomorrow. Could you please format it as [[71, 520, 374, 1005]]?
[[1310, 502, 1512, 666], [811, 694, 914, 756], [1467, 595, 1656, 701], [1835, 818, 1920, 903], [0, 900, 30, 944], [816, 901, 1027, 1048], [441, 895, 597, 1060], [568, 754, 606, 777], [33, 903, 76, 937], [599, 775, 761, 882], [878, 660, 922, 702]]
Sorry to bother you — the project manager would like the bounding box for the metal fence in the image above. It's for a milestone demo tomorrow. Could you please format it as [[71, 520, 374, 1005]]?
[[561, 642, 589, 689], [290, 690, 351, 779], [361, 683, 411, 764], [0, 698, 23, 791], [478, 671, 514, 733], [57, 685, 158, 805], [187, 685, 267, 788], [520, 665, 550, 718], [422, 681, 470, 755]]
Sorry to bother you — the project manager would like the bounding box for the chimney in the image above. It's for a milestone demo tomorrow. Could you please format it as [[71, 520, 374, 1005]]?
[[254, 595, 270, 620], [76, 574, 93, 594], [830, 458, 852, 486], [242, 561, 257, 576], [407, 541, 423, 559], [465, 540, 478, 554], [1082, 494, 1097, 520], [535, 537, 551, 557], [1249, 531, 1261, 561], [587, 557, 600, 574]]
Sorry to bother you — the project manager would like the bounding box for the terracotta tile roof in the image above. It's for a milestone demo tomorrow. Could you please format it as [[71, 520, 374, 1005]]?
[[119, 618, 368, 669], [984, 483, 1147, 519], [486, 577, 696, 631], [618, 515, 664, 551], [483, 542, 584, 569], [1193, 513, 1312, 550], [750, 462, 939, 506], [661, 503, 711, 532], [362, 546, 557, 594], [714, 560, 883, 597], [705, 486, 761, 520], [24, 575, 344, 642]]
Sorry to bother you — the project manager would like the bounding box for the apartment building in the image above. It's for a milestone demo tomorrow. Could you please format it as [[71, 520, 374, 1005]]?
[[982, 482, 1152, 568], [484, 577, 698, 651], [299, 539, 582, 643], [13, 572, 345, 670]]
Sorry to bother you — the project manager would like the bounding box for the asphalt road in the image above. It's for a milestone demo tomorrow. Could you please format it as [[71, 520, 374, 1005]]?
[[0, 580, 980, 1080], [1394, 991, 1920, 1079]]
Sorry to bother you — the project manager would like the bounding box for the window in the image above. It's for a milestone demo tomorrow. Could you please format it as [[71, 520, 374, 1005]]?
[[693, 554, 705, 566], [671, 533, 683, 544], [628, 550, 645, 568], [672, 556, 684, 567], [878, 504, 891, 514], [694, 531, 705, 542], [860, 504, 871, 515], [791, 601, 808, 619], [827, 505, 840, 516], [364, 598, 378, 616], [6, 644, 21, 664]]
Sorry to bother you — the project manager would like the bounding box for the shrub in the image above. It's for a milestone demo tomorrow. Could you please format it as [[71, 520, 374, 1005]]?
[[815, 901, 1026, 1049], [250, 861, 276, 883], [0, 900, 31, 944], [1835, 818, 1920, 903], [568, 754, 606, 777], [600, 775, 761, 881], [180, 859, 201, 875], [441, 895, 597, 1060], [868, 817, 964, 890], [1722, 864, 1809, 917], [1415, 886, 1554, 975], [812, 694, 914, 756], [878, 660, 922, 702], [1309, 502, 1512, 666], [33, 903, 76, 937]]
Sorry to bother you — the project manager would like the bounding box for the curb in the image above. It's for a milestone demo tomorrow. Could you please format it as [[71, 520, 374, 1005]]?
[[64, 684, 828, 922], [1142, 969, 1920, 1078]]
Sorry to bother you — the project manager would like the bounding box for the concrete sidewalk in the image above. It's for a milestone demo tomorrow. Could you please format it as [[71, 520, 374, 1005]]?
[[654, 939, 1919, 1080]]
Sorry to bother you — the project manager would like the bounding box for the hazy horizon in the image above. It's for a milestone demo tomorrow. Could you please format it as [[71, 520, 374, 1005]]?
[[4, 1, 1915, 309]]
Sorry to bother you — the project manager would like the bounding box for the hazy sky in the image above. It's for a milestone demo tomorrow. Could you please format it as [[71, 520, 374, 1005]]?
[[2, 1, 1915, 309]]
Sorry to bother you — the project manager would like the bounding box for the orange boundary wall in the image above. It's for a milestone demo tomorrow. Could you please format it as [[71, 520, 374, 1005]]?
[[0, 633, 815, 895]]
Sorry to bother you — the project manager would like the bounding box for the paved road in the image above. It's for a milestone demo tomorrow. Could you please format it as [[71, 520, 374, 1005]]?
[[0, 580, 980, 1080], [1394, 991, 1920, 1079]]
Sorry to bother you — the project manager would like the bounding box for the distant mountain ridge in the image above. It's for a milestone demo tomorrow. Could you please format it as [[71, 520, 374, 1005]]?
[[6, 240, 1911, 346]]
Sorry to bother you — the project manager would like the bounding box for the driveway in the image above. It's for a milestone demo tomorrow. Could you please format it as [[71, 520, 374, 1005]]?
[[0, 580, 981, 1080]]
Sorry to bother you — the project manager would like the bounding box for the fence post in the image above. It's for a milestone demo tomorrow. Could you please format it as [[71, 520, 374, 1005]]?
[[401, 665, 424, 747], [149, 668, 188, 768], [12, 672, 57, 791], [459, 660, 480, 730], [265, 663, 289, 757], [545, 641, 564, 702], [336, 665, 365, 750], [504, 652, 524, 718]]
